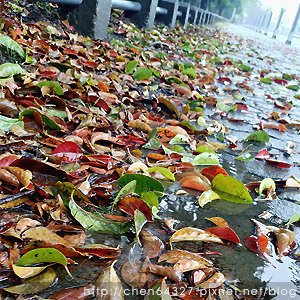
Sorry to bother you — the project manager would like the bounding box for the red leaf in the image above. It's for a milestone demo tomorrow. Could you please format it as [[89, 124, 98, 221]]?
[[255, 148, 270, 160], [236, 103, 248, 111], [95, 98, 111, 113], [39, 70, 57, 80], [75, 246, 121, 258], [244, 236, 259, 253], [217, 77, 232, 85], [118, 135, 146, 147], [205, 227, 240, 244], [11, 158, 67, 185], [274, 101, 292, 110], [260, 122, 287, 132], [274, 78, 288, 85], [257, 233, 268, 254], [52, 141, 83, 162], [201, 166, 228, 182], [223, 60, 233, 66], [118, 197, 153, 221], [51, 285, 94, 300], [63, 48, 79, 57], [83, 61, 98, 68], [0, 155, 19, 168], [227, 118, 244, 123], [180, 175, 211, 191], [265, 159, 292, 169]]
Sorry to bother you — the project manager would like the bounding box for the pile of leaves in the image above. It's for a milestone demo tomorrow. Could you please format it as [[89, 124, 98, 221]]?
[[0, 1, 299, 299]]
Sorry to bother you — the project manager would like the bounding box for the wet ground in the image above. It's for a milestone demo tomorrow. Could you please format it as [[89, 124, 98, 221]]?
[[1, 9, 299, 296], [160, 24, 300, 299], [37, 24, 300, 299]]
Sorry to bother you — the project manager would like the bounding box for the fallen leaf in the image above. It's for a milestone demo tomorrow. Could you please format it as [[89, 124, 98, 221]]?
[[201, 165, 228, 182], [255, 148, 270, 160], [198, 190, 220, 207], [244, 130, 270, 143], [205, 227, 240, 244], [140, 230, 164, 258], [96, 262, 124, 300], [206, 217, 229, 228], [180, 175, 211, 191], [170, 227, 223, 246], [4, 268, 57, 295], [158, 249, 212, 266], [265, 159, 292, 169], [212, 174, 253, 204]]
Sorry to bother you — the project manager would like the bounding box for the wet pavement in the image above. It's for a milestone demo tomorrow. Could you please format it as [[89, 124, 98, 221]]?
[[28, 24, 300, 299], [158, 24, 300, 299]]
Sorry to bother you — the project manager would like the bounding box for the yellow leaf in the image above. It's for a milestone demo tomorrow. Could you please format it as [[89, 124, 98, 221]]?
[[170, 227, 223, 246], [12, 264, 47, 279]]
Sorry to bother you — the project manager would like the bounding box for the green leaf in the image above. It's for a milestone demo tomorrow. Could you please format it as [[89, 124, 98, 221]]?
[[286, 85, 299, 92], [150, 67, 161, 78], [180, 120, 198, 132], [143, 128, 161, 150], [118, 174, 164, 195], [259, 178, 276, 195], [0, 63, 25, 78], [216, 101, 234, 112], [36, 81, 64, 95], [69, 197, 130, 235], [4, 268, 56, 295], [125, 60, 138, 74], [141, 191, 159, 208], [212, 174, 253, 204], [134, 210, 147, 244], [198, 190, 221, 208], [0, 115, 24, 132], [169, 134, 189, 145], [286, 214, 300, 227], [197, 116, 208, 127], [192, 152, 219, 166], [111, 180, 136, 211], [183, 67, 197, 79], [133, 67, 152, 80], [236, 152, 254, 162], [147, 166, 175, 181], [260, 77, 272, 84], [282, 73, 292, 81], [0, 35, 25, 59], [195, 145, 215, 154], [244, 130, 270, 143], [238, 64, 252, 72], [20, 109, 61, 131], [17, 248, 67, 267], [43, 108, 67, 119], [52, 181, 89, 206]]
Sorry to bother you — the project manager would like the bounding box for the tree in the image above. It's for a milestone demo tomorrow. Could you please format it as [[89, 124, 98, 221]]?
[[208, 0, 246, 18]]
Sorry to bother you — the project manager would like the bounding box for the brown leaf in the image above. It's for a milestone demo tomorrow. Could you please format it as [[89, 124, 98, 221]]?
[[174, 259, 208, 272], [51, 284, 95, 300], [196, 270, 225, 289], [170, 227, 223, 245], [6, 166, 32, 188], [180, 175, 211, 191], [0, 168, 20, 187], [128, 120, 151, 133], [121, 261, 149, 288], [22, 227, 70, 246], [118, 197, 153, 221], [143, 258, 182, 283], [206, 217, 229, 228], [140, 230, 164, 259], [11, 158, 67, 185]]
